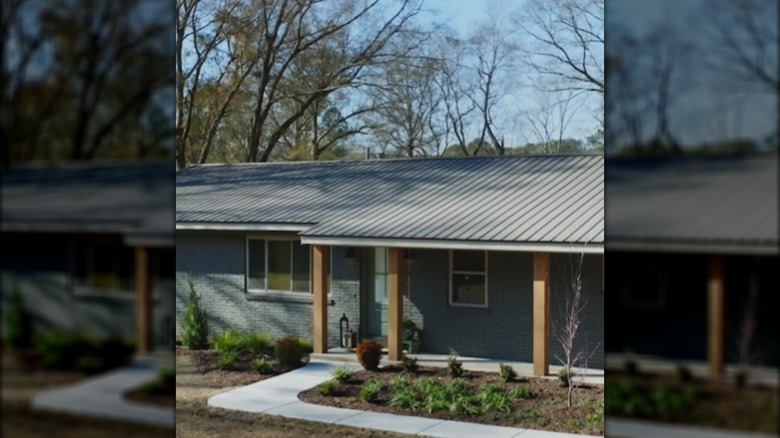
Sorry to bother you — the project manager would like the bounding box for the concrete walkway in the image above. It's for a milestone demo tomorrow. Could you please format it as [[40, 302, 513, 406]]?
[[208, 359, 602, 438], [312, 349, 605, 386], [606, 418, 777, 438], [32, 354, 175, 427]]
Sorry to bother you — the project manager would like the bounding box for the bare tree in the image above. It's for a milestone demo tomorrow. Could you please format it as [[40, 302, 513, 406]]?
[[517, 0, 604, 94], [524, 87, 582, 154], [553, 252, 597, 408]]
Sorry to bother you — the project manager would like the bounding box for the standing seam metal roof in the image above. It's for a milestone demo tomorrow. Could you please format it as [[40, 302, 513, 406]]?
[[176, 155, 604, 245]]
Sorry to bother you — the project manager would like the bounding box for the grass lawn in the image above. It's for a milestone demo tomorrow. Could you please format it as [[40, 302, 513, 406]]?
[[300, 363, 604, 436], [174, 348, 419, 438], [606, 368, 778, 433], [1, 351, 173, 438]]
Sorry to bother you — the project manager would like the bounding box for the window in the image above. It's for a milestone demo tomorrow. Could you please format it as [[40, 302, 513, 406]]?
[[449, 250, 487, 307], [623, 268, 666, 310], [72, 242, 135, 293], [247, 238, 311, 293]]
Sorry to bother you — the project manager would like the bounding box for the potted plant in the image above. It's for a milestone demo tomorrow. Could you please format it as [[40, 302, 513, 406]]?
[[402, 320, 422, 354]]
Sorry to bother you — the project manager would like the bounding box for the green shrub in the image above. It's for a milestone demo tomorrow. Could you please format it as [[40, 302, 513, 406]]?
[[624, 357, 639, 376], [499, 363, 516, 382], [217, 351, 239, 370], [478, 384, 512, 413], [317, 379, 339, 396], [38, 331, 97, 370], [359, 378, 382, 402], [653, 384, 686, 416], [448, 394, 481, 416], [6, 289, 33, 349], [140, 368, 176, 396], [735, 369, 748, 389], [390, 385, 423, 410], [401, 355, 419, 372], [558, 368, 573, 387], [213, 330, 247, 354], [245, 332, 273, 356], [332, 366, 354, 383], [447, 355, 463, 378], [509, 386, 536, 400], [675, 364, 693, 384], [275, 336, 306, 366], [298, 338, 313, 353], [446, 378, 470, 398], [251, 359, 274, 374], [355, 340, 383, 371], [181, 279, 211, 350]]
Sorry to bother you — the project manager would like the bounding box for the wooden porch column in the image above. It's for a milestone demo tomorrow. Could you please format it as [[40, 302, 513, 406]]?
[[533, 252, 550, 376], [135, 246, 152, 354], [708, 254, 725, 378], [387, 247, 404, 361], [313, 245, 329, 354]]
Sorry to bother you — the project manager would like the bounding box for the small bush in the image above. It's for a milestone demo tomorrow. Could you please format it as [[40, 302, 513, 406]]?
[[401, 355, 419, 373], [558, 368, 573, 388], [509, 386, 536, 400], [390, 385, 422, 410], [217, 351, 239, 370], [624, 357, 639, 376], [251, 359, 274, 374], [447, 378, 470, 398], [298, 338, 313, 353], [6, 289, 33, 350], [245, 332, 273, 356], [213, 330, 247, 354], [447, 355, 463, 378], [392, 376, 412, 392], [499, 363, 516, 382], [675, 364, 693, 384], [332, 366, 354, 383], [140, 368, 176, 396], [355, 340, 383, 371], [478, 385, 512, 413], [181, 279, 211, 350], [275, 336, 306, 366], [735, 369, 748, 389], [359, 378, 382, 403], [38, 331, 97, 370], [448, 395, 481, 416], [317, 379, 340, 396]]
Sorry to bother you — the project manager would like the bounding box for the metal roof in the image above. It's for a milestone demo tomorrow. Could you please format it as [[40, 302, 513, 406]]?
[[605, 155, 778, 254], [177, 155, 604, 250], [1, 161, 175, 247]]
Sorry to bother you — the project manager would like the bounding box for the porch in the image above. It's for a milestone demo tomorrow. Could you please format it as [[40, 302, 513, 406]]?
[[311, 348, 605, 385]]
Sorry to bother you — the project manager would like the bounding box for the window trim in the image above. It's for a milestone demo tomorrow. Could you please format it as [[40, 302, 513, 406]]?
[[448, 250, 488, 308], [245, 236, 316, 295], [622, 267, 667, 311]]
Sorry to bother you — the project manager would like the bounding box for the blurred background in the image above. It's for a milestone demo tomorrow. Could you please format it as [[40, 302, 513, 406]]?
[[604, 0, 778, 436], [1, 0, 175, 436]]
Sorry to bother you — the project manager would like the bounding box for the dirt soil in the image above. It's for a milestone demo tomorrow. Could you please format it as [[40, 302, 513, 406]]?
[[299, 366, 604, 436], [174, 348, 419, 438], [1, 351, 173, 438], [607, 370, 778, 433]]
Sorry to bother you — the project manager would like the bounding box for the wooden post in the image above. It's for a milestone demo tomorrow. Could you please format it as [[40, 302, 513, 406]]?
[[533, 252, 550, 376], [135, 246, 152, 354], [313, 245, 329, 354], [708, 254, 725, 378], [387, 247, 404, 361]]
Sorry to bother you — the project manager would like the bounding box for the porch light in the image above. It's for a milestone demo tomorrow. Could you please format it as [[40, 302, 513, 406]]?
[[344, 247, 358, 264]]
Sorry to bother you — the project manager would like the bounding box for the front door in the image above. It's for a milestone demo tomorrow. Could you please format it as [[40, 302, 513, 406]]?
[[361, 247, 389, 338]]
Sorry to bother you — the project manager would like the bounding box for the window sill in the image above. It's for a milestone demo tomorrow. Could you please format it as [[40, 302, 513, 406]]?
[[246, 290, 315, 304], [72, 286, 160, 302]]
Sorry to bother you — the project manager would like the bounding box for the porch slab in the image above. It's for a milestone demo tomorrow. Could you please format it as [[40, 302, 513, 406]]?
[[312, 349, 605, 386], [605, 353, 778, 387]]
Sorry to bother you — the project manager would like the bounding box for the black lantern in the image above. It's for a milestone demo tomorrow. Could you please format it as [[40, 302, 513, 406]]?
[[339, 313, 349, 348]]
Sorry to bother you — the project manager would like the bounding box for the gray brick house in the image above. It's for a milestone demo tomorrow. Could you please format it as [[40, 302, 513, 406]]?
[[176, 155, 605, 373], [1, 162, 175, 352]]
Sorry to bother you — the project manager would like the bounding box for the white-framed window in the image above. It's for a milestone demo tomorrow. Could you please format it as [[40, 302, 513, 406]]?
[[449, 250, 488, 308], [71, 242, 135, 294], [246, 237, 313, 293], [622, 268, 666, 310]]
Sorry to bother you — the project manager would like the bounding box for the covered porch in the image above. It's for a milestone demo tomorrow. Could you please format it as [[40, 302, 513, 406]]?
[[308, 243, 602, 377]]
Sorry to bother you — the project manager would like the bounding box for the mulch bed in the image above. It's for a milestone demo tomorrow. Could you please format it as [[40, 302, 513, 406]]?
[[175, 345, 305, 387], [299, 365, 604, 435], [607, 370, 778, 433]]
